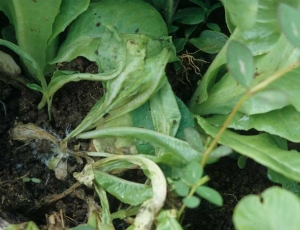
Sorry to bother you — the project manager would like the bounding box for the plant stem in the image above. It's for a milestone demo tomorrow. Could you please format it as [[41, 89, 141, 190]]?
[[200, 93, 249, 166], [200, 60, 300, 166], [177, 175, 210, 220]]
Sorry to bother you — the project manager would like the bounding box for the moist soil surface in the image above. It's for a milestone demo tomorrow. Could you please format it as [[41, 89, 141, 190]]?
[[0, 59, 273, 229]]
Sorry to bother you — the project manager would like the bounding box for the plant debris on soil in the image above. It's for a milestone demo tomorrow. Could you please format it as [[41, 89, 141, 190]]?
[[0, 57, 273, 229]]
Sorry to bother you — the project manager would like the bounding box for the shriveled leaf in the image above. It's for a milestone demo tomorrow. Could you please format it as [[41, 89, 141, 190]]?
[[94, 170, 152, 206], [196, 186, 223, 206], [278, 3, 300, 49], [190, 30, 228, 54], [196, 116, 300, 182], [227, 40, 254, 87], [233, 187, 300, 230]]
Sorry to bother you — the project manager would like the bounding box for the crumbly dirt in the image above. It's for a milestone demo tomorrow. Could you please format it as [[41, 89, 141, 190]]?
[[0, 57, 273, 229]]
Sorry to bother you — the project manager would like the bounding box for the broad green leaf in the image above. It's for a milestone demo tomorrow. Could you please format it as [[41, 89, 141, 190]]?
[[206, 106, 300, 142], [278, 3, 300, 49], [190, 30, 228, 54], [78, 127, 203, 163], [156, 210, 183, 230], [184, 162, 203, 185], [227, 40, 254, 87], [54, 0, 167, 43], [233, 187, 300, 230], [94, 170, 152, 205], [222, 0, 258, 32], [189, 1, 299, 111], [149, 83, 181, 137], [132, 101, 156, 155], [174, 97, 195, 140], [183, 196, 200, 208], [173, 7, 205, 25], [48, 0, 89, 43], [184, 128, 204, 153], [0, 0, 61, 71], [174, 181, 190, 197], [196, 186, 223, 206], [193, 35, 300, 115], [196, 116, 300, 182], [268, 169, 300, 196]]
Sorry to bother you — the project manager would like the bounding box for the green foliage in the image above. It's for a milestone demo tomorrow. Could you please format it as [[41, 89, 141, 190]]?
[[3, 0, 300, 229], [233, 187, 300, 230], [173, 161, 222, 214]]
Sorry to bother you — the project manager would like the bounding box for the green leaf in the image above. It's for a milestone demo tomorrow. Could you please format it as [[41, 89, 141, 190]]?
[[94, 170, 152, 206], [210, 145, 232, 159], [22, 177, 30, 182], [184, 161, 203, 185], [0, 0, 61, 71], [174, 181, 190, 197], [227, 40, 254, 87], [189, 0, 208, 10], [196, 116, 300, 182], [237, 155, 247, 169], [183, 196, 200, 208], [156, 210, 182, 230], [149, 83, 181, 137], [184, 128, 204, 153], [233, 187, 300, 230], [190, 0, 291, 111], [206, 23, 221, 32], [78, 127, 203, 163], [222, 0, 258, 32], [206, 106, 300, 142], [196, 186, 223, 206], [174, 7, 205, 25], [174, 97, 195, 140], [31, 178, 41, 183], [190, 30, 228, 54], [278, 3, 300, 49], [173, 38, 187, 53], [268, 169, 300, 196], [48, 0, 89, 44]]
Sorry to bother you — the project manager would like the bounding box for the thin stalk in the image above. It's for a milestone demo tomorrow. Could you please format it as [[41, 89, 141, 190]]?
[[177, 175, 210, 220], [200, 60, 300, 166]]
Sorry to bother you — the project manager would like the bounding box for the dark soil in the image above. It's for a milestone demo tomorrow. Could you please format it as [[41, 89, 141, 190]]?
[[0, 58, 273, 230]]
